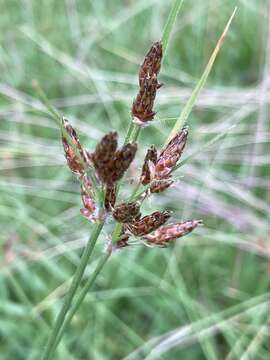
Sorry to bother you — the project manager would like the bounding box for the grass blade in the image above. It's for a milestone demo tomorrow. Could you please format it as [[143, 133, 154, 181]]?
[[161, 0, 184, 57], [167, 7, 237, 142]]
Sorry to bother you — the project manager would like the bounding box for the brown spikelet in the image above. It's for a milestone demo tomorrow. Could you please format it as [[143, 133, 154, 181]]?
[[155, 127, 188, 179], [62, 118, 88, 176], [91, 132, 118, 184], [104, 185, 116, 211], [115, 232, 130, 249], [132, 74, 158, 125], [126, 210, 171, 236], [110, 143, 137, 184], [150, 178, 174, 193], [143, 220, 203, 246], [139, 41, 163, 87], [80, 179, 98, 223], [113, 202, 141, 223], [140, 145, 158, 185]]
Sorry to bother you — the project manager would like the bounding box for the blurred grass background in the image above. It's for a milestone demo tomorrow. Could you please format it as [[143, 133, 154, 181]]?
[[0, 0, 270, 359]]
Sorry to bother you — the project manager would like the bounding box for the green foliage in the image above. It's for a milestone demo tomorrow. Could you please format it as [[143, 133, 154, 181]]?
[[0, 0, 270, 359]]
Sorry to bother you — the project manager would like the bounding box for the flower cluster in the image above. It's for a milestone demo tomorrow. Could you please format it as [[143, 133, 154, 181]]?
[[62, 40, 202, 249], [132, 41, 162, 126]]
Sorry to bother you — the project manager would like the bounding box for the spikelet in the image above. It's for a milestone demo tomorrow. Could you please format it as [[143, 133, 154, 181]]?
[[132, 74, 158, 125], [110, 143, 137, 184], [104, 185, 116, 211], [150, 178, 174, 193], [112, 202, 141, 223], [143, 220, 203, 246], [115, 232, 130, 249], [61, 118, 88, 176], [140, 145, 158, 185], [92, 133, 137, 186], [91, 131, 118, 185], [80, 177, 99, 223], [132, 41, 163, 126], [139, 41, 163, 87], [155, 127, 188, 179], [126, 210, 171, 236]]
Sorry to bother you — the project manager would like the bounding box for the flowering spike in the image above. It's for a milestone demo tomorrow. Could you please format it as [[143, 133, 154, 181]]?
[[132, 74, 158, 125], [150, 178, 174, 193], [132, 41, 163, 126], [155, 127, 188, 179], [113, 202, 141, 223], [104, 185, 116, 211], [115, 232, 130, 249], [61, 118, 88, 176], [110, 143, 137, 184], [126, 210, 171, 236], [92, 131, 118, 184], [140, 145, 158, 185], [139, 41, 163, 87], [143, 220, 203, 246], [80, 180, 98, 223]]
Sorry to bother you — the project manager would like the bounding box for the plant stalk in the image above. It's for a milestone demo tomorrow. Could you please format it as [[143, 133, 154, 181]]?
[[51, 250, 112, 356], [41, 221, 104, 360]]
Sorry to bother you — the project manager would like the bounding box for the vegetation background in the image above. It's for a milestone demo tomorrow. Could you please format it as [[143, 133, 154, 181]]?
[[0, 0, 269, 359]]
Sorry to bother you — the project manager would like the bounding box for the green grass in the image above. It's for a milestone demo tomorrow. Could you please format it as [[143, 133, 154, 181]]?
[[1, 0, 270, 359]]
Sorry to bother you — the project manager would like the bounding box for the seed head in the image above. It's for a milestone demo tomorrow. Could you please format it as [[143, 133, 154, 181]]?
[[140, 145, 158, 185], [150, 178, 174, 193], [110, 143, 137, 184], [113, 202, 141, 223], [143, 220, 203, 246], [61, 118, 88, 176], [139, 41, 163, 87], [104, 185, 116, 211], [132, 74, 158, 125], [126, 210, 171, 236], [80, 180, 98, 223], [155, 127, 188, 179], [115, 232, 130, 249], [91, 131, 118, 184]]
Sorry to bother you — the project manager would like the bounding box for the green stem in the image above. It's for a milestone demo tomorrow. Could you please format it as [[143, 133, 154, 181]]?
[[41, 221, 104, 360], [161, 0, 184, 58], [52, 250, 112, 355], [131, 125, 141, 143], [124, 122, 135, 144]]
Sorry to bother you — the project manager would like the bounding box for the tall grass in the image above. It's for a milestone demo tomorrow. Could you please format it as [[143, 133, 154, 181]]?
[[0, 1, 270, 359]]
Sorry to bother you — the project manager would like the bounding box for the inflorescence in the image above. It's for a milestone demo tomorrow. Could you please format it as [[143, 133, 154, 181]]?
[[62, 41, 202, 249]]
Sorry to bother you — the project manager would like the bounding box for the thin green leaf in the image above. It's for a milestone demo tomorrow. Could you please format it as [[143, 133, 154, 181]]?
[[167, 7, 237, 143], [162, 0, 184, 57]]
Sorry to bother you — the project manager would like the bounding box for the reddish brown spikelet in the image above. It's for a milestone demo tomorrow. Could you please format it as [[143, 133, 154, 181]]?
[[132, 74, 158, 124], [80, 181, 98, 223], [140, 145, 158, 185], [104, 185, 116, 211], [62, 118, 88, 176], [150, 178, 174, 193], [110, 143, 137, 184], [115, 232, 130, 249], [144, 220, 203, 246], [126, 210, 171, 236], [155, 127, 188, 179], [139, 41, 163, 86], [113, 202, 141, 223], [91, 131, 118, 184]]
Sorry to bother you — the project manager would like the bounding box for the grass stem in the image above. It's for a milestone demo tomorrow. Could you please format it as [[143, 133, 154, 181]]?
[[41, 221, 104, 360], [51, 250, 112, 358]]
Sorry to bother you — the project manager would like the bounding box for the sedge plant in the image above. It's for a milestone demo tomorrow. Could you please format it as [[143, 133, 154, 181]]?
[[41, 3, 236, 359]]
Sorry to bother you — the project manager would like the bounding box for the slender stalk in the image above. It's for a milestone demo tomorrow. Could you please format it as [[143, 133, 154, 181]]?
[[51, 250, 112, 355], [124, 122, 135, 144], [161, 0, 184, 58], [166, 7, 237, 143], [42, 221, 104, 360]]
